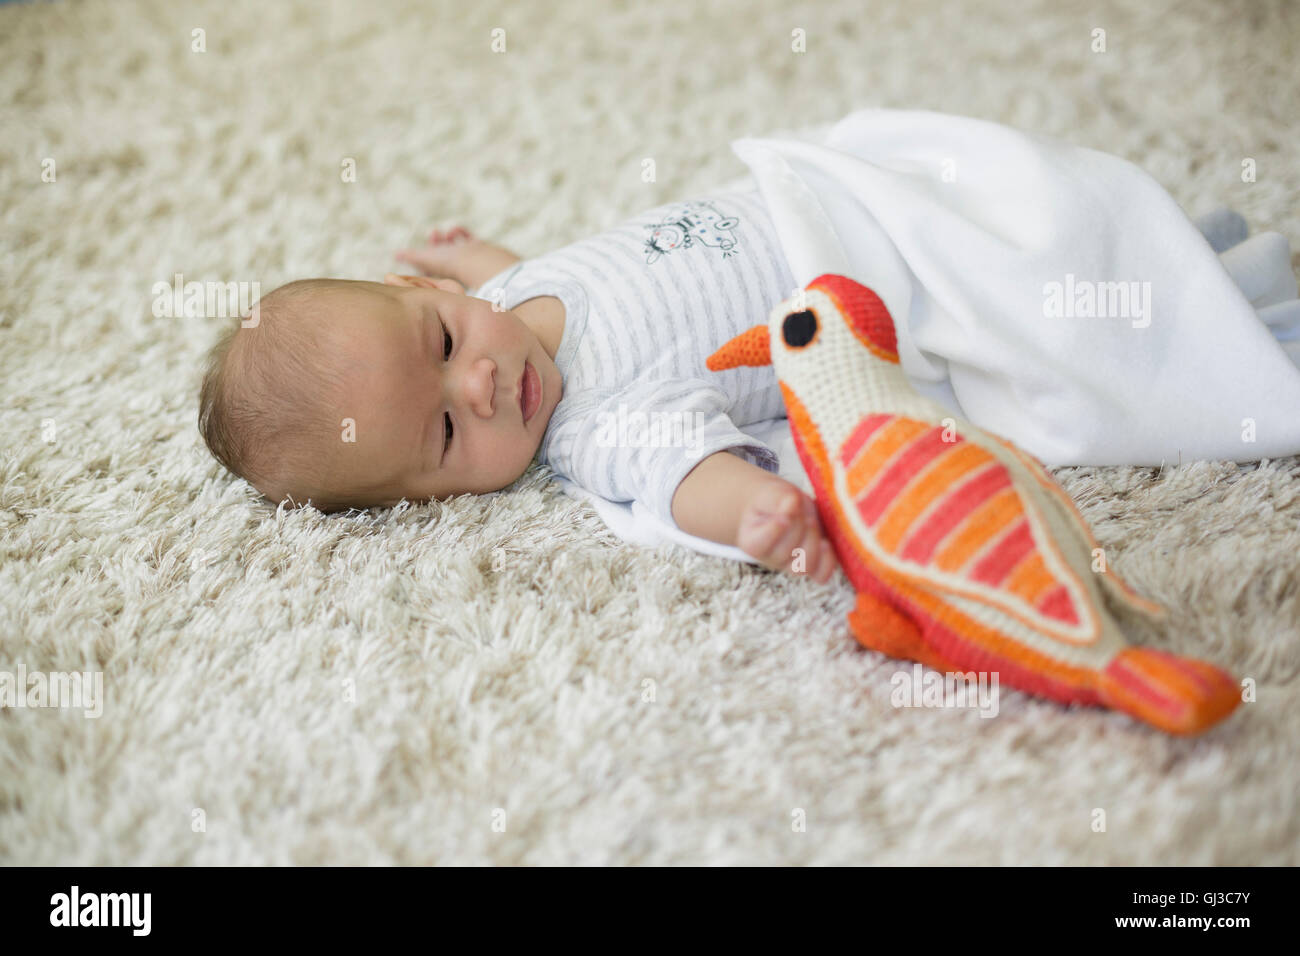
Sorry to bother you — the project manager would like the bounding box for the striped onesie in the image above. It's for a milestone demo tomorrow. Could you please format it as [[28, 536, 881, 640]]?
[[467, 186, 796, 528]]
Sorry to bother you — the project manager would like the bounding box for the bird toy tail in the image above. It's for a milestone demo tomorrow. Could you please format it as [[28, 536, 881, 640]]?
[[1096, 648, 1241, 736]]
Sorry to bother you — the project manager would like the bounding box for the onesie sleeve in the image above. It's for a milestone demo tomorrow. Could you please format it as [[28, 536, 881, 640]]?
[[465, 262, 525, 303], [540, 379, 780, 529]]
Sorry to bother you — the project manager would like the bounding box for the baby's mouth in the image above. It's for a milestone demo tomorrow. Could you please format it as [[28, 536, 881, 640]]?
[[518, 362, 542, 424]]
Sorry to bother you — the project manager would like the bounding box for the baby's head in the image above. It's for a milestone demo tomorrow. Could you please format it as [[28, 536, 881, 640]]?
[[198, 275, 561, 512]]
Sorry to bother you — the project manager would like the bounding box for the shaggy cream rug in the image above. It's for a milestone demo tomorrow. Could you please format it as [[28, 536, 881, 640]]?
[[2, 0, 1298, 865]]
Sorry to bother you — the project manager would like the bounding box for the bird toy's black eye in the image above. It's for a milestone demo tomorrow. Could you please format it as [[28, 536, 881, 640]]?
[[782, 309, 819, 349]]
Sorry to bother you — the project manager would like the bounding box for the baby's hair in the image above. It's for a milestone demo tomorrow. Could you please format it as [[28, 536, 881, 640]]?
[[197, 279, 357, 512]]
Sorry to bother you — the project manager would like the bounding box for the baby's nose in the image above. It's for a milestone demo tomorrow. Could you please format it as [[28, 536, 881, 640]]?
[[465, 357, 497, 417]]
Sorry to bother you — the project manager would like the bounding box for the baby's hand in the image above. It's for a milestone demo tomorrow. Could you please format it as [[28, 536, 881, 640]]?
[[736, 480, 839, 583], [395, 226, 482, 277]]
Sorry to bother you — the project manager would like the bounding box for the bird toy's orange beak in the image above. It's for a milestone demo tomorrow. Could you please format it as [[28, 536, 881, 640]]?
[[706, 324, 771, 371]]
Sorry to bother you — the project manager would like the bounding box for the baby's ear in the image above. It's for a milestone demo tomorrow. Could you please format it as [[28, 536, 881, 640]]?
[[383, 273, 465, 295]]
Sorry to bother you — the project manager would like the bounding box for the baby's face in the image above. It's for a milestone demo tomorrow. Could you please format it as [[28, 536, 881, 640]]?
[[302, 278, 562, 506]]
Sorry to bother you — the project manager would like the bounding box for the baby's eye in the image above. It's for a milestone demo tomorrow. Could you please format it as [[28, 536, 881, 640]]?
[[443, 327, 453, 360], [443, 412, 453, 451]]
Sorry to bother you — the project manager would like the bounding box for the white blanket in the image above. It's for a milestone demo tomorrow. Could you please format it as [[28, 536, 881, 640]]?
[[555, 109, 1300, 564]]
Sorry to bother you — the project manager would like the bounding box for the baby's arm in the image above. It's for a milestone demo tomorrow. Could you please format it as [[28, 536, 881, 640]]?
[[395, 227, 521, 290], [671, 451, 839, 583]]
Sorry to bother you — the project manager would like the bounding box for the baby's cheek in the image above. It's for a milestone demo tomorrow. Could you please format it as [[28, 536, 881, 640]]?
[[483, 433, 531, 489]]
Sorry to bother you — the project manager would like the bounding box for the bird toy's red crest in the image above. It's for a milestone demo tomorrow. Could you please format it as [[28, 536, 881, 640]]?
[[809, 273, 899, 363]]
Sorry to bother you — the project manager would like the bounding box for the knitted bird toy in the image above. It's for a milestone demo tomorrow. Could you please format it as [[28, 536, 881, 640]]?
[[706, 274, 1241, 736]]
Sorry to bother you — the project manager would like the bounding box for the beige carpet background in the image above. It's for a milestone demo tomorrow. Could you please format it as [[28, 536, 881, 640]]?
[[1, 0, 1298, 864]]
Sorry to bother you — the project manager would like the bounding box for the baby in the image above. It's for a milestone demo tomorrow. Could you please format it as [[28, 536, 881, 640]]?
[[198, 190, 840, 582]]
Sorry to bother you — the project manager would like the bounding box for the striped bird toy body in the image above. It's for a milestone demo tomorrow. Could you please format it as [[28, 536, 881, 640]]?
[[706, 274, 1240, 735]]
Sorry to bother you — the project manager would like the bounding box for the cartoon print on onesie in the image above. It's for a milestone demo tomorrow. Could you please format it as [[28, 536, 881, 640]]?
[[643, 200, 741, 264]]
